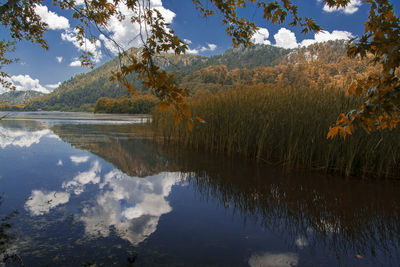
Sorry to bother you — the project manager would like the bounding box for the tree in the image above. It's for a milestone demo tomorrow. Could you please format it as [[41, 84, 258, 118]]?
[[0, 0, 399, 136]]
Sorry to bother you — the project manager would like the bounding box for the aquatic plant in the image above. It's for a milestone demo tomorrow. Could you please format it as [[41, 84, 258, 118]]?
[[153, 84, 400, 178]]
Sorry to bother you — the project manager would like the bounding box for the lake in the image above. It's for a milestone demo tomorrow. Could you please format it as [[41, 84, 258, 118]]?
[[0, 112, 399, 266]]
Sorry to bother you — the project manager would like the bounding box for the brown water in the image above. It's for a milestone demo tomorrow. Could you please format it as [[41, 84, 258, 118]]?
[[0, 112, 399, 266]]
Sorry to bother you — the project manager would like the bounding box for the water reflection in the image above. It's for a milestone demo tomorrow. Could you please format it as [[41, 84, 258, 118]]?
[[80, 171, 182, 246], [0, 120, 54, 148], [25, 190, 70, 216], [160, 147, 400, 265], [1, 117, 400, 265], [51, 124, 165, 177], [248, 252, 299, 267], [62, 161, 101, 195]]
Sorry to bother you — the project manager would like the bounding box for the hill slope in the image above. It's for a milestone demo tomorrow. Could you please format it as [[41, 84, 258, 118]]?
[[0, 90, 44, 105], [26, 41, 361, 111]]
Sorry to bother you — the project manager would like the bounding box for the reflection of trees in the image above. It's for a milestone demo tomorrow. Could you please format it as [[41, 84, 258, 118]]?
[[0, 196, 22, 266], [51, 124, 171, 177], [161, 147, 400, 265]]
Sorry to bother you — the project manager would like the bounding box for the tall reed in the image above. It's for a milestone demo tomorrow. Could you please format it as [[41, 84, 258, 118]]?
[[152, 85, 400, 178]]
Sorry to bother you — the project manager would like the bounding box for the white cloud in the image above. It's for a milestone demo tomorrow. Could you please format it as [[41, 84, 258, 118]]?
[[0, 74, 49, 94], [25, 190, 70, 216], [70, 155, 90, 164], [99, 1, 176, 54], [184, 39, 192, 45], [186, 42, 217, 54], [34, 5, 70, 30], [61, 29, 102, 63], [56, 56, 63, 63], [45, 82, 61, 90], [321, 0, 362, 14], [248, 252, 299, 267], [274, 28, 298, 49], [300, 30, 354, 47], [186, 48, 199, 54], [252, 28, 271, 45], [272, 28, 354, 49], [200, 43, 217, 52], [69, 60, 82, 67]]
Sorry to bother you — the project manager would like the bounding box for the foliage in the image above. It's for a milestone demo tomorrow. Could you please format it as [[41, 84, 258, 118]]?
[[328, 0, 400, 137], [94, 94, 158, 114], [0, 90, 43, 105], [0, 102, 24, 111], [1, 0, 399, 135], [153, 84, 400, 178], [0, 0, 400, 134]]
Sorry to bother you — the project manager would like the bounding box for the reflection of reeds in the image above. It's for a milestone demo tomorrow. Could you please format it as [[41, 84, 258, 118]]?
[[160, 148, 400, 265], [153, 85, 400, 178]]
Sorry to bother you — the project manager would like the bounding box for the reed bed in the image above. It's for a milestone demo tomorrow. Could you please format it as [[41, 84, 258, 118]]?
[[152, 85, 400, 178]]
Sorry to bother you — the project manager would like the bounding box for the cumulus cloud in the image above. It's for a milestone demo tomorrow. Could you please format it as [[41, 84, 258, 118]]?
[[200, 43, 217, 52], [272, 28, 354, 49], [252, 28, 271, 45], [69, 60, 82, 67], [56, 56, 63, 63], [25, 190, 70, 216], [34, 4, 70, 30], [184, 39, 192, 45], [61, 29, 102, 63], [274, 28, 298, 49], [186, 48, 199, 54], [248, 252, 299, 267], [45, 82, 61, 90], [300, 30, 353, 47], [99, 1, 176, 54], [186, 43, 217, 54], [320, 0, 362, 14], [0, 74, 49, 94]]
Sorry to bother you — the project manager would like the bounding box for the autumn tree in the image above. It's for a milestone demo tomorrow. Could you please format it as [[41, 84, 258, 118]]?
[[0, 0, 399, 135]]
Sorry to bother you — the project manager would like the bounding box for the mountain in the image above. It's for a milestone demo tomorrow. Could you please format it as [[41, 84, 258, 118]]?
[[0, 90, 44, 105], [25, 49, 206, 111], [26, 41, 358, 112]]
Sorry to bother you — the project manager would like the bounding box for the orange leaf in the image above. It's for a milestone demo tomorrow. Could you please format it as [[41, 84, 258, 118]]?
[[188, 120, 194, 131], [159, 103, 169, 111]]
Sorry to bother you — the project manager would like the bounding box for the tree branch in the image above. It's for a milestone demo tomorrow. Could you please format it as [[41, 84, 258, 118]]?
[[0, 0, 20, 17]]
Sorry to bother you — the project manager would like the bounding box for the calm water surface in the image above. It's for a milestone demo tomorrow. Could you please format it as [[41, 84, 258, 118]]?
[[0, 112, 399, 266]]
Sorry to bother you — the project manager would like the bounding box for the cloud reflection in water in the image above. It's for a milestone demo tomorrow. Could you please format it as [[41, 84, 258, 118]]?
[[25, 190, 70, 216], [81, 170, 181, 246], [24, 156, 184, 246], [0, 127, 52, 148]]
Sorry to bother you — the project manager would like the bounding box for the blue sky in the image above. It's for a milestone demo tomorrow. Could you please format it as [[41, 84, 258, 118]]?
[[1, 0, 399, 94]]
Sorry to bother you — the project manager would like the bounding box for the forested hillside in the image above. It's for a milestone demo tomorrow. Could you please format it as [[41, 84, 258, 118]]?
[[0, 90, 44, 105], [25, 40, 371, 112]]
